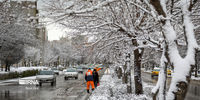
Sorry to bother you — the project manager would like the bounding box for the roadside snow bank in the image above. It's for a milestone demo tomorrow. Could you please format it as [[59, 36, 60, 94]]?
[[0, 72, 9, 74], [191, 76, 200, 81], [89, 75, 113, 100], [10, 66, 48, 73]]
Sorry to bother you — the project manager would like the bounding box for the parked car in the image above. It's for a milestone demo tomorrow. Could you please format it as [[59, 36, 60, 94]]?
[[192, 69, 200, 76], [57, 65, 65, 71], [64, 68, 78, 80], [76, 66, 83, 73], [151, 67, 171, 77], [36, 70, 56, 86], [51, 67, 59, 75]]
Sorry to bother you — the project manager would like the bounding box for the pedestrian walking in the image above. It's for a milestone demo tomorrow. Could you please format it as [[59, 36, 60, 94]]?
[[85, 68, 95, 93], [93, 69, 99, 88]]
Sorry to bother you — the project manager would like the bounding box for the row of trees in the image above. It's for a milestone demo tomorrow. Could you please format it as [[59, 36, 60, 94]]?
[[43, 0, 200, 100], [43, 35, 91, 67], [0, 0, 97, 71], [0, 0, 38, 71]]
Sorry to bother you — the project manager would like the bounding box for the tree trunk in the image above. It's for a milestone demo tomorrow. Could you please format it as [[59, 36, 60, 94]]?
[[194, 50, 198, 77], [174, 81, 189, 100], [126, 52, 132, 93], [117, 67, 122, 79], [122, 73, 128, 84], [129, 36, 143, 95], [134, 49, 143, 95], [127, 70, 132, 93], [8, 64, 10, 71], [5, 62, 8, 72]]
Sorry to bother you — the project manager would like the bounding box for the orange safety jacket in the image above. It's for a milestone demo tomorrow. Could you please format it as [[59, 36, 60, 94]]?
[[85, 70, 93, 81], [95, 67, 101, 71]]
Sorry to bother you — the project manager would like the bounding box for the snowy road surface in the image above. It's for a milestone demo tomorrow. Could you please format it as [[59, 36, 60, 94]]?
[[0, 68, 105, 100], [0, 72, 88, 100], [142, 72, 200, 100]]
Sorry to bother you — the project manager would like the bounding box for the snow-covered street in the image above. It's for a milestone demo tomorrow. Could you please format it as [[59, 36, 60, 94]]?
[[1, 0, 200, 100], [0, 71, 87, 100]]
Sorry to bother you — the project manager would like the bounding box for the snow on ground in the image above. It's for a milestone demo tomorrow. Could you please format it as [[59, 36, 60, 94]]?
[[10, 66, 49, 73], [89, 68, 153, 100], [191, 76, 200, 81], [0, 66, 49, 73], [0, 71, 9, 74], [0, 75, 38, 85]]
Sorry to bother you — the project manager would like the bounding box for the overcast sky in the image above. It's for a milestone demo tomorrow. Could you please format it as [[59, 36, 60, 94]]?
[[46, 24, 65, 41], [37, 0, 66, 41]]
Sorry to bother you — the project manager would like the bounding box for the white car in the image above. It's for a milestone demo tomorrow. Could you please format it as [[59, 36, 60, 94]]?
[[51, 67, 59, 75], [76, 66, 83, 73], [64, 68, 78, 80], [36, 70, 56, 86]]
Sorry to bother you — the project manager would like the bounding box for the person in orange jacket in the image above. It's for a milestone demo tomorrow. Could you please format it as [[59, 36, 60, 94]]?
[[94, 67, 101, 72], [85, 68, 95, 93]]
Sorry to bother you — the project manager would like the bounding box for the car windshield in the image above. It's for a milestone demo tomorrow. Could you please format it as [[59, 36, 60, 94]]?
[[66, 69, 76, 72], [77, 67, 82, 69], [39, 71, 53, 75], [153, 69, 160, 71], [51, 68, 57, 70]]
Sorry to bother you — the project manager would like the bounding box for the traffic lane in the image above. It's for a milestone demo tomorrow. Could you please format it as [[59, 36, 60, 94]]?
[[185, 81, 200, 100], [142, 71, 200, 100], [0, 73, 87, 100], [29, 73, 87, 100], [142, 72, 171, 88]]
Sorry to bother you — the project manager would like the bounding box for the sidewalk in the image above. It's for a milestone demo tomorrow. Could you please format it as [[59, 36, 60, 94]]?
[[88, 68, 151, 100], [88, 74, 113, 100]]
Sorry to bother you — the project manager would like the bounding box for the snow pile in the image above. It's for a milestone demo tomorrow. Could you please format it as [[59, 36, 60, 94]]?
[[10, 66, 49, 73], [89, 75, 113, 100], [89, 74, 152, 100], [191, 76, 200, 81]]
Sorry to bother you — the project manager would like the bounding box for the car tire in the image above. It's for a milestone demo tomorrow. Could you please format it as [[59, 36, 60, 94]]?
[[65, 77, 68, 80], [54, 79, 56, 85], [51, 82, 54, 86], [39, 82, 42, 86], [75, 77, 78, 79]]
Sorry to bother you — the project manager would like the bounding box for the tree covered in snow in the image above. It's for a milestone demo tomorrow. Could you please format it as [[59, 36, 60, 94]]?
[[43, 36, 87, 67], [24, 46, 41, 66], [43, 0, 200, 99], [43, 0, 161, 94], [147, 0, 200, 100], [0, 0, 38, 71]]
